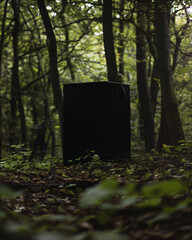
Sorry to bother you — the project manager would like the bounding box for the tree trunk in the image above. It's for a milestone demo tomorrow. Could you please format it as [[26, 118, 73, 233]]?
[[11, 0, 27, 146], [172, 8, 190, 73], [65, 23, 75, 81], [117, 0, 125, 83], [150, 58, 160, 116], [37, 0, 63, 145], [10, 1, 18, 146], [61, 0, 75, 81], [0, 96, 1, 158], [0, 0, 9, 157], [25, 6, 56, 156], [157, 99, 171, 145], [147, 6, 160, 118], [155, 0, 185, 146], [136, 0, 155, 151], [103, 0, 119, 82]]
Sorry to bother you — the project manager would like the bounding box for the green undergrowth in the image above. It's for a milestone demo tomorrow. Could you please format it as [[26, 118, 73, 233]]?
[[0, 141, 192, 239]]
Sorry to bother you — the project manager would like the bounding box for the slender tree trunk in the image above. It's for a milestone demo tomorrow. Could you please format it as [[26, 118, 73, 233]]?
[[0, 96, 1, 158], [0, 0, 9, 157], [117, 0, 125, 83], [155, 0, 185, 146], [172, 10, 190, 73], [103, 0, 119, 82], [25, 5, 56, 155], [157, 99, 171, 145], [30, 94, 38, 126], [150, 58, 160, 116], [43, 83, 55, 156], [37, 0, 63, 145], [147, 3, 160, 118], [11, 0, 27, 146], [14, 0, 27, 146], [136, 0, 155, 151], [61, 0, 75, 81], [64, 23, 75, 81], [10, 3, 17, 146]]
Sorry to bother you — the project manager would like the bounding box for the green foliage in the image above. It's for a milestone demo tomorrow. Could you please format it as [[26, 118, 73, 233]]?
[[0, 184, 22, 200], [138, 180, 185, 208], [0, 145, 62, 172], [150, 140, 192, 158], [80, 178, 186, 219], [80, 179, 118, 208], [142, 180, 185, 198], [176, 66, 192, 74], [0, 144, 31, 171]]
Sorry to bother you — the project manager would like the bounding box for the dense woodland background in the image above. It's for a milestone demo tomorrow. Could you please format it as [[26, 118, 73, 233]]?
[[0, 0, 192, 159]]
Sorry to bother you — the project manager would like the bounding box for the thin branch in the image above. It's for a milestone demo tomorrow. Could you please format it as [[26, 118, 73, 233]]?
[[22, 72, 49, 92], [19, 45, 48, 59], [170, 40, 192, 57]]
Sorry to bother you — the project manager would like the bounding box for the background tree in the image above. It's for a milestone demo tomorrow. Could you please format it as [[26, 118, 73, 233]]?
[[60, 0, 76, 82], [117, 0, 125, 83], [10, 0, 27, 146], [171, 2, 191, 73], [103, 0, 119, 83], [22, 3, 56, 156], [37, 0, 63, 145], [155, 0, 185, 145], [0, 0, 9, 158], [136, 0, 155, 151]]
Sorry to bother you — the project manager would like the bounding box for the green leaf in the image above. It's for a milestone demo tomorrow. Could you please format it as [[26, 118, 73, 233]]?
[[141, 180, 185, 198], [0, 185, 22, 199], [0, 210, 6, 219], [149, 213, 170, 224], [33, 214, 74, 222], [119, 196, 138, 208], [92, 230, 129, 240], [137, 198, 161, 208], [176, 66, 192, 74], [79, 179, 118, 208]]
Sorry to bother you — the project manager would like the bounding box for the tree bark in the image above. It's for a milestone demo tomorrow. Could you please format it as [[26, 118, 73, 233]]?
[[117, 0, 125, 83], [11, 0, 27, 146], [157, 99, 171, 145], [0, 95, 1, 158], [10, 2, 18, 146], [147, 12, 160, 118], [172, 6, 190, 73], [64, 23, 75, 81], [0, 0, 9, 157], [150, 58, 160, 116], [136, 0, 155, 151], [25, 5, 56, 156], [61, 0, 76, 81], [155, 0, 185, 146], [103, 0, 119, 82], [37, 0, 63, 145]]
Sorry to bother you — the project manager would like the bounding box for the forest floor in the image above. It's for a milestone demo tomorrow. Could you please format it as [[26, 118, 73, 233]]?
[[0, 146, 192, 240]]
